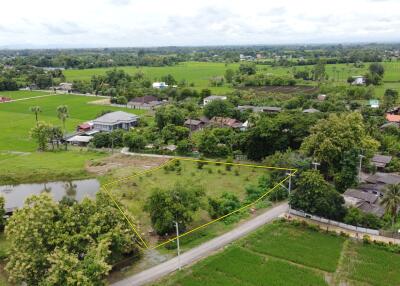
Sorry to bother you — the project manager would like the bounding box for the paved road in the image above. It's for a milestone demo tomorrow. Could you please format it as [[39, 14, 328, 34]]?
[[0, 93, 58, 103], [112, 203, 288, 286]]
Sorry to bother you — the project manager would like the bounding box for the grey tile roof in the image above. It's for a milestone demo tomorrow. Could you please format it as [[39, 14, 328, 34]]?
[[344, 189, 379, 204], [93, 111, 138, 125]]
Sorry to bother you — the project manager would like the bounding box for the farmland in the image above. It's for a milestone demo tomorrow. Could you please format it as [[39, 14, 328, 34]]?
[[0, 92, 146, 152], [157, 221, 400, 286], [64, 62, 241, 94], [0, 90, 49, 100]]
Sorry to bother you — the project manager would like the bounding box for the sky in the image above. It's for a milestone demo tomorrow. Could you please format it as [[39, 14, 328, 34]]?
[[0, 0, 399, 48]]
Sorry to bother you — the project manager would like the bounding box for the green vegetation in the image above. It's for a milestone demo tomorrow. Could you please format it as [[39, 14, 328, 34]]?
[[157, 221, 400, 286], [0, 150, 106, 185], [0, 93, 145, 152], [343, 242, 400, 286], [65, 62, 240, 94], [0, 90, 49, 100], [106, 159, 275, 244]]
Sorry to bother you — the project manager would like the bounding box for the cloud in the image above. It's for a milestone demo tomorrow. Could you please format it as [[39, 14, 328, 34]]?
[[0, 0, 399, 48]]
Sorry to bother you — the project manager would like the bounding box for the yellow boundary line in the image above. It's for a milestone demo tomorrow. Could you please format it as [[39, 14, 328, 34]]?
[[101, 157, 297, 250]]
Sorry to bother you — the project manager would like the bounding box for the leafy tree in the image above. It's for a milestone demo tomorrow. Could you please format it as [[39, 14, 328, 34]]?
[[5, 193, 140, 285], [123, 132, 146, 151], [344, 207, 382, 229], [48, 126, 63, 150], [224, 69, 235, 83], [176, 139, 192, 155], [313, 60, 326, 82], [161, 74, 177, 85], [239, 62, 256, 75], [381, 184, 400, 227], [301, 112, 379, 174], [199, 88, 212, 100], [92, 133, 110, 148], [203, 99, 233, 119], [56, 105, 69, 131], [334, 148, 359, 192], [208, 192, 241, 219], [29, 106, 42, 124], [0, 197, 5, 232], [30, 121, 52, 151], [144, 183, 205, 235], [369, 63, 385, 78], [383, 89, 399, 110], [161, 124, 190, 144], [289, 170, 346, 220], [155, 105, 185, 130]]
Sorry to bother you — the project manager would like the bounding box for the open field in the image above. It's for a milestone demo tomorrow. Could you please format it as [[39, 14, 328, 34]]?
[[241, 85, 319, 94], [157, 221, 400, 286], [0, 150, 107, 185], [0, 93, 146, 152], [105, 159, 276, 246], [0, 90, 49, 100], [64, 62, 241, 94]]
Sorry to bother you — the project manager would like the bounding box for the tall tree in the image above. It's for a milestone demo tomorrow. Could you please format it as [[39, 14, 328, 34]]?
[[30, 121, 52, 151], [301, 112, 379, 174], [381, 184, 400, 227], [145, 183, 205, 235], [289, 170, 346, 220], [29, 106, 42, 125], [5, 193, 141, 285], [57, 105, 69, 132]]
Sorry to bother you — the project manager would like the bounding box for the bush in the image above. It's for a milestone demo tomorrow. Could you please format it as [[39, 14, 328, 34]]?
[[208, 192, 241, 219]]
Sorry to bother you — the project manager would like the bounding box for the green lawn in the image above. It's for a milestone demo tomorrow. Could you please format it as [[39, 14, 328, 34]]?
[[0, 93, 146, 152], [65, 62, 240, 94], [0, 90, 49, 100], [0, 150, 107, 185]]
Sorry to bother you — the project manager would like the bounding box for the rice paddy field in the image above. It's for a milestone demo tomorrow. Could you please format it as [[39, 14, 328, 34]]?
[[0, 90, 49, 100], [65, 62, 240, 94], [64, 61, 400, 97], [157, 221, 400, 286]]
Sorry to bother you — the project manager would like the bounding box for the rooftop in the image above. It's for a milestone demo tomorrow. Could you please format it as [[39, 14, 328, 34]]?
[[93, 111, 139, 125], [344, 189, 379, 204]]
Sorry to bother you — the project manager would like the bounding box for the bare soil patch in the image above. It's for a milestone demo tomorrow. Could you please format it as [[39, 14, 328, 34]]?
[[86, 154, 169, 176]]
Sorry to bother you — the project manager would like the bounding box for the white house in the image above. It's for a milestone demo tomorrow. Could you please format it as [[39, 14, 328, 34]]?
[[152, 82, 169, 89], [203, 95, 227, 106], [352, 76, 366, 86], [93, 111, 139, 132]]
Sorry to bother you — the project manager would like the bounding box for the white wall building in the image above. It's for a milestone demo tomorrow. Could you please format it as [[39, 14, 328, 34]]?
[[152, 82, 169, 89], [203, 95, 227, 105]]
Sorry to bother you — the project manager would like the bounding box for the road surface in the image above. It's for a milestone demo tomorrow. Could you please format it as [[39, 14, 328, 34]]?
[[111, 203, 288, 286]]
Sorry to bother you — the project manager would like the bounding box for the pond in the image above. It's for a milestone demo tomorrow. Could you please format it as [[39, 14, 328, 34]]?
[[0, 179, 100, 212]]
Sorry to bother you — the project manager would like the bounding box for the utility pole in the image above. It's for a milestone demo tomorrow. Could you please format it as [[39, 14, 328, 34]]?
[[174, 221, 181, 270], [312, 161, 320, 170], [286, 171, 292, 212], [358, 154, 365, 183]]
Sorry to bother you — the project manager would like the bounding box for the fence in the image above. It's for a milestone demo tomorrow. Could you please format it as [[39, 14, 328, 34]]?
[[289, 209, 380, 236]]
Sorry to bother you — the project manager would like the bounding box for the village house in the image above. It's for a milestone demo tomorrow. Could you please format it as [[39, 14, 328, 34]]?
[[237, 105, 282, 114], [369, 99, 379, 108], [351, 76, 366, 86], [203, 95, 227, 105], [371, 154, 392, 170], [385, 114, 400, 123], [184, 117, 209, 132], [303, 108, 320, 114], [127, 95, 166, 110], [152, 82, 168, 89], [55, 82, 73, 93], [92, 111, 139, 132], [209, 117, 243, 129], [343, 189, 385, 217], [0, 97, 11, 103]]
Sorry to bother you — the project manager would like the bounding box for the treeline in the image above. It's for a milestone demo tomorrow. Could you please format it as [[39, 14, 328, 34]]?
[[2, 53, 182, 69]]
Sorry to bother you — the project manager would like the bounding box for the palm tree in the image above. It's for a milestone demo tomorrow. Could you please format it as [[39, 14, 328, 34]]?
[[57, 105, 69, 132], [381, 184, 400, 227], [29, 106, 42, 125]]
